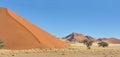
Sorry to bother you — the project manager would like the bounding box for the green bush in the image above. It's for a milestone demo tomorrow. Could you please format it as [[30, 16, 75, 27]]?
[[0, 40, 4, 48]]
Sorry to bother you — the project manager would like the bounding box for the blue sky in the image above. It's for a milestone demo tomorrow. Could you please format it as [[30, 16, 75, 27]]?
[[0, 0, 120, 38]]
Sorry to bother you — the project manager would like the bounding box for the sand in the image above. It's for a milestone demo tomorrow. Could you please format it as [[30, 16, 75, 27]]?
[[0, 43, 120, 57], [0, 7, 68, 49]]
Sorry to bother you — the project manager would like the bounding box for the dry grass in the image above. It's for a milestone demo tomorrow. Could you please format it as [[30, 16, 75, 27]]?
[[0, 43, 120, 57]]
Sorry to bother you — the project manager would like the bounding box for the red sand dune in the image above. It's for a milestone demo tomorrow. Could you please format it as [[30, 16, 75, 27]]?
[[0, 7, 68, 49]]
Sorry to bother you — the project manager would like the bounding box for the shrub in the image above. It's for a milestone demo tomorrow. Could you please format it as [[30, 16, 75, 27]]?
[[83, 39, 93, 49], [0, 39, 4, 48], [98, 42, 109, 47]]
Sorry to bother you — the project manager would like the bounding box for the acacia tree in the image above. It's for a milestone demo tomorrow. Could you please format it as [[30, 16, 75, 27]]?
[[83, 39, 93, 49], [0, 39, 4, 48]]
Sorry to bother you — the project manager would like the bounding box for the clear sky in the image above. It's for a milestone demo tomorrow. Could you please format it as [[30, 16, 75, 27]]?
[[0, 0, 120, 38]]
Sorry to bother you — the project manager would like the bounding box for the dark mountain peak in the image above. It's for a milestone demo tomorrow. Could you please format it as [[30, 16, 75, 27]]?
[[71, 32, 83, 36], [65, 32, 83, 38]]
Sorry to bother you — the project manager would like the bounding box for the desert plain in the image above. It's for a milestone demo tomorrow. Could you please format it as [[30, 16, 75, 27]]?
[[0, 43, 120, 57]]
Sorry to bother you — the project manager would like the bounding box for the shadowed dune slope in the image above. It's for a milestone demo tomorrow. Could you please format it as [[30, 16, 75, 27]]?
[[0, 7, 68, 49]]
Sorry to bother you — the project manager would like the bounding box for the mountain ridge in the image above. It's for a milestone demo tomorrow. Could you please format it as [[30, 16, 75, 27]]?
[[62, 32, 120, 44]]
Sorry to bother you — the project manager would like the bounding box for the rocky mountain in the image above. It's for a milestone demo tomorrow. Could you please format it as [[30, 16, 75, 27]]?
[[62, 32, 95, 43], [63, 32, 120, 44]]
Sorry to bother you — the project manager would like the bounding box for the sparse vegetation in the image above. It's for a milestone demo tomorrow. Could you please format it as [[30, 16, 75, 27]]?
[[0, 39, 4, 48], [83, 39, 93, 49], [0, 43, 120, 57], [98, 42, 109, 47]]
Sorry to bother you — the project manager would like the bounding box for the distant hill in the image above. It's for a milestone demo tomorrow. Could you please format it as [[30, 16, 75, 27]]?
[[62, 32, 120, 44], [62, 32, 95, 43], [97, 38, 120, 44]]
